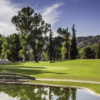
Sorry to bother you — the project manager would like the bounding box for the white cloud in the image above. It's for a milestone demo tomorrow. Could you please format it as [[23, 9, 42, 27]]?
[[0, 1, 64, 36], [42, 3, 64, 27], [0, 0, 20, 36]]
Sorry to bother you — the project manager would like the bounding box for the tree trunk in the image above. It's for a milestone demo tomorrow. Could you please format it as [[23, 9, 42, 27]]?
[[50, 60, 52, 63], [23, 57, 25, 63], [34, 54, 38, 63], [50, 29, 53, 63]]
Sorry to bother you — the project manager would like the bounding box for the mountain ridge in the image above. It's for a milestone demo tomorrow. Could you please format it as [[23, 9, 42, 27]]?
[[77, 35, 100, 47]]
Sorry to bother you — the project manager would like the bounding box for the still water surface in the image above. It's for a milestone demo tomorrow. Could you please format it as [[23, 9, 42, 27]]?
[[0, 85, 100, 100]]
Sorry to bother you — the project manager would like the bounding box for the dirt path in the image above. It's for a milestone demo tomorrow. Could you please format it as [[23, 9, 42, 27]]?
[[36, 78, 100, 84]]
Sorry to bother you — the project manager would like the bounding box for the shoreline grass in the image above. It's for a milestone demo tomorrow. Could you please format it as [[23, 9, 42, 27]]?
[[31, 80, 100, 95]]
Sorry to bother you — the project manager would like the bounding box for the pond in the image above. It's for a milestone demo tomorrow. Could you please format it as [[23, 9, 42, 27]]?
[[0, 84, 100, 100]]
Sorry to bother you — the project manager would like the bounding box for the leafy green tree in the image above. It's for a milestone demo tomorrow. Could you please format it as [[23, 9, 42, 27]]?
[[78, 47, 85, 59], [19, 34, 28, 62], [92, 43, 98, 59], [79, 46, 95, 59], [41, 51, 48, 61], [41, 41, 50, 61], [12, 7, 34, 35], [28, 14, 50, 63], [84, 47, 95, 59], [12, 7, 34, 62], [70, 25, 78, 59], [96, 42, 100, 59], [1, 37, 12, 59], [10, 33, 21, 61]]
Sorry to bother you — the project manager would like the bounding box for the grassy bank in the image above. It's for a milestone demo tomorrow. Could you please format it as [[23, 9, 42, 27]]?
[[0, 59, 100, 94], [31, 80, 100, 95]]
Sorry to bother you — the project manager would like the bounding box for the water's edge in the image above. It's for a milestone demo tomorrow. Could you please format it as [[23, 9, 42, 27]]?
[[0, 81, 100, 97]]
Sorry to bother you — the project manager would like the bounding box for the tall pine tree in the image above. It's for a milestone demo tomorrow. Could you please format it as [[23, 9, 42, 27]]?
[[61, 28, 70, 60], [70, 25, 78, 59], [49, 25, 53, 63]]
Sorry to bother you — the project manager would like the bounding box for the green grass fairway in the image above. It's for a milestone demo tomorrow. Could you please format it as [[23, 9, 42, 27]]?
[[0, 59, 100, 81]]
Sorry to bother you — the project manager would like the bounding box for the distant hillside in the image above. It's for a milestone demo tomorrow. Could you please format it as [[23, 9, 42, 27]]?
[[77, 35, 100, 47], [27, 35, 100, 49]]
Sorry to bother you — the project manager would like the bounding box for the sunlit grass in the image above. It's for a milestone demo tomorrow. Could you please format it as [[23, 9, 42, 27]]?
[[0, 59, 100, 81]]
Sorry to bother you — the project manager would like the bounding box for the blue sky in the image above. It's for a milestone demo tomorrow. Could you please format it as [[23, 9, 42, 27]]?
[[0, 0, 100, 36]]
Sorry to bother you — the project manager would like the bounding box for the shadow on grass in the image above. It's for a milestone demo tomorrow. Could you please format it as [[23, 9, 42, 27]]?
[[0, 66, 66, 76], [45, 71, 66, 74], [10, 61, 41, 65], [2, 68, 43, 75], [0, 65, 46, 69]]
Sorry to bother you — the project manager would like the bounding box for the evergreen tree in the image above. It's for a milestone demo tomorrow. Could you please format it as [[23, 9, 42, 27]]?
[[96, 42, 100, 59], [62, 41, 67, 60], [70, 25, 78, 59], [49, 25, 54, 63], [61, 28, 70, 60], [53, 36, 63, 61]]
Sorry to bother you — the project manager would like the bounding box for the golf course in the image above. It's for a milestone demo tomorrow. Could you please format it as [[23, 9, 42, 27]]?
[[0, 59, 100, 94]]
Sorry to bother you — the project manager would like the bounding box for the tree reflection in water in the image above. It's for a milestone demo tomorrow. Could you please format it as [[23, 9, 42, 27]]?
[[0, 85, 76, 100]]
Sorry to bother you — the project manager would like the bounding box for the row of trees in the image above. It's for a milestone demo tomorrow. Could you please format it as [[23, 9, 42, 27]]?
[[1, 7, 100, 62], [41, 24, 78, 63], [0, 7, 78, 63]]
